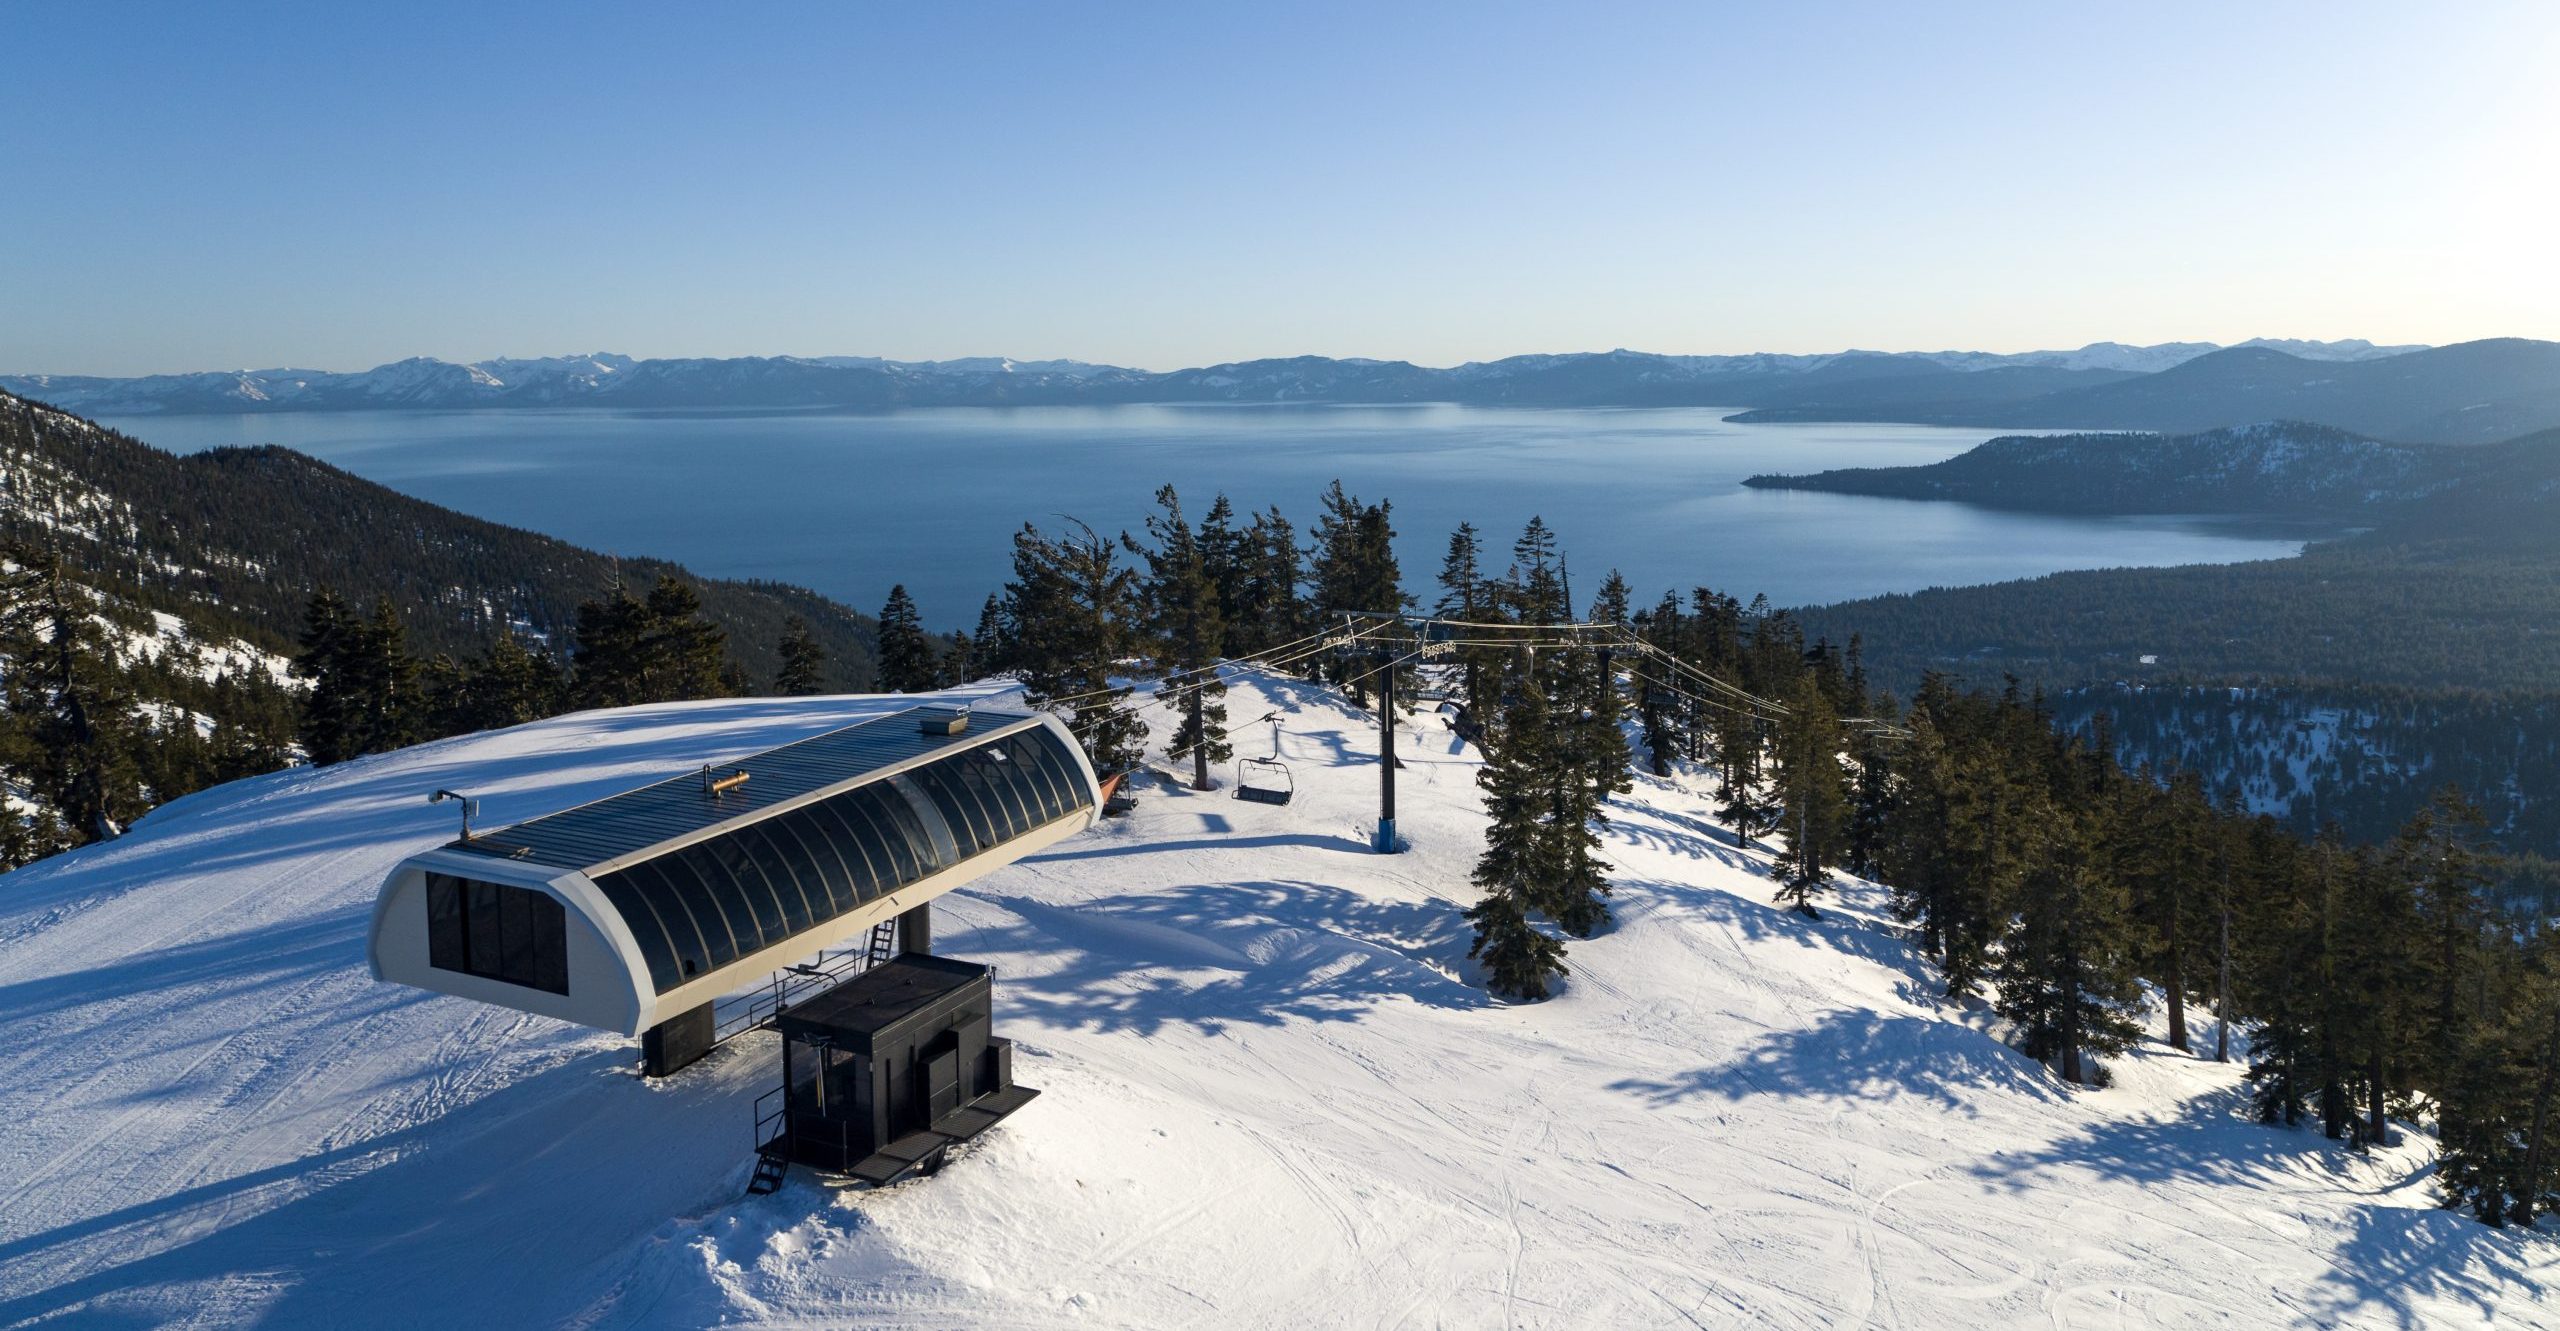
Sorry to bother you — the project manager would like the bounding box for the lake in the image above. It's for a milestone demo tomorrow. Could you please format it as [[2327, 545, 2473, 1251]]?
[[107, 404, 2316, 628]]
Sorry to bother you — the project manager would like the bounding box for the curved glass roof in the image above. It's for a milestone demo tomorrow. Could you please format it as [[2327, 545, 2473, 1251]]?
[[450, 709, 1094, 994]]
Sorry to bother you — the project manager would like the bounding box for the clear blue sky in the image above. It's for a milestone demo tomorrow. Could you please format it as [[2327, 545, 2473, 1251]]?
[[7, 1, 2554, 374]]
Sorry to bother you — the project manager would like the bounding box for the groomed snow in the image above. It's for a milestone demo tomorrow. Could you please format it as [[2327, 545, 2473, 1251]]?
[[0, 676, 2551, 1329]]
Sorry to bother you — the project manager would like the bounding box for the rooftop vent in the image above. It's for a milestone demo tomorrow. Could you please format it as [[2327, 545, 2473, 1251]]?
[[917, 708, 969, 737]]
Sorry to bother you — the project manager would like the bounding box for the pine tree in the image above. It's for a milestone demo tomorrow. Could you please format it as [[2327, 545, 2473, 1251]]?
[[1633, 591, 1683, 777], [1468, 665, 1569, 1000], [1004, 519, 1146, 775], [2241, 819, 2324, 1124], [642, 576, 729, 702], [573, 577, 730, 707], [774, 616, 828, 696], [294, 588, 360, 764], [570, 583, 653, 709], [1506, 517, 1566, 624], [1198, 493, 1247, 643], [1309, 481, 1401, 703], [1770, 672, 1849, 916], [1843, 693, 1898, 879], [2504, 931, 2560, 1225], [1997, 791, 2145, 1086], [295, 590, 418, 764], [1139, 486, 1232, 790], [1235, 505, 1305, 661], [1879, 704, 1960, 964], [1543, 643, 1630, 938], [1713, 684, 1772, 846], [971, 593, 1014, 676], [1589, 569, 1633, 629], [2119, 772, 2211, 1052], [0, 543, 143, 843], [1435, 523, 1501, 733], [2400, 788, 2494, 1092], [874, 586, 934, 692]]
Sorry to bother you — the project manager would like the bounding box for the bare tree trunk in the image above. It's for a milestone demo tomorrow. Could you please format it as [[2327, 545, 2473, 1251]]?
[[2214, 899, 2233, 1063], [2163, 893, 2189, 1052], [2514, 1007, 2560, 1227], [1188, 677, 1212, 791], [2367, 1035, 2388, 1148]]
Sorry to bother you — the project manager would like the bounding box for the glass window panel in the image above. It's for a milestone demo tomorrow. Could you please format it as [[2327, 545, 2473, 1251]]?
[[466, 881, 503, 974], [966, 744, 1036, 837], [881, 778, 958, 878], [799, 796, 895, 906], [950, 753, 1012, 846], [727, 819, 814, 936], [662, 844, 749, 969], [499, 886, 537, 981], [907, 760, 995, 856], [1029, 726, 1094, 813], [1007, 731, 1070, 822], [530, 893, 569, 995], [426, 874, 465, 972], [704, 828, 793, 952], [853, 784, 932, 894], [760, 811, 846, 923], [593, 867, 686, 994], [625, 856, 725, 982]]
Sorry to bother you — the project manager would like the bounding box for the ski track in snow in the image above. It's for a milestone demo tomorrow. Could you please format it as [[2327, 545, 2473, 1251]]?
[[0, 679, 2555, 1328]]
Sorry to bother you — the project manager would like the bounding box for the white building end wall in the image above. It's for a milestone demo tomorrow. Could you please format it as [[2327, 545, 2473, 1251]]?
[[366, 851, 651, 1035]]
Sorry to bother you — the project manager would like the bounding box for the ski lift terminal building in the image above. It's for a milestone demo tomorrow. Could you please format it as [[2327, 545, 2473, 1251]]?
[[368, 705, 1100, 1074]]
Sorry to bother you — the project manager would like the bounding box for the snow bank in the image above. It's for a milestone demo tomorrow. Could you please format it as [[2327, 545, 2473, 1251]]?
[[0, 678, 2547, 1328]]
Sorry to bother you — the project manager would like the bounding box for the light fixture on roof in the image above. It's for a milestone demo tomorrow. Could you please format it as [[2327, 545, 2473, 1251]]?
[[429, 789, 479, 840]]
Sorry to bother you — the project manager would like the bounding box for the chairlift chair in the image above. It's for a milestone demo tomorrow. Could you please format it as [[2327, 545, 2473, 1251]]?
[[1234, 713, 1295, 807], [1099, 771, 1140, 817]]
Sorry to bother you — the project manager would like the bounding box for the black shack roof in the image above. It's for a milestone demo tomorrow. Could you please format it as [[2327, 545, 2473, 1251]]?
[[780, 954, 990, 1045], [448, 706, 1043, 875]]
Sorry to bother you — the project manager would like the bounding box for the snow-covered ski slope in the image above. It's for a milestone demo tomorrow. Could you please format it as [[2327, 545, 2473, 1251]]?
[[0, 677, 2552, 1329]]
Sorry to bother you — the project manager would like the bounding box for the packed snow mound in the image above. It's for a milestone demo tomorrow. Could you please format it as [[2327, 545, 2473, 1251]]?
[[0, 678, 2548, 1328]]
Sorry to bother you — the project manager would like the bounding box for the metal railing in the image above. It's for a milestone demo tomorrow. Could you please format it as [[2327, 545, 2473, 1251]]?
[[753, 1084, 789, 1155], [712, 938, 883, 1044]]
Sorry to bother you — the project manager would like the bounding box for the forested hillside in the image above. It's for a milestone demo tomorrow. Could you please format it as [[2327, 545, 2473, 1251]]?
[[2048, 683, 2560, 857], [1747, 421, 2452, 514], [0, 390, 890, 864], [0, 391, 878, 682], [1800, 537, 2560, 695]]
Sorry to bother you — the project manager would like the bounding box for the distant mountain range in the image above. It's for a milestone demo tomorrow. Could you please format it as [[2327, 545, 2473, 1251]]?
[[1746, 417, 2560, 542], [4, 336, 2433, 417], [1726, 339, 2560, 444]]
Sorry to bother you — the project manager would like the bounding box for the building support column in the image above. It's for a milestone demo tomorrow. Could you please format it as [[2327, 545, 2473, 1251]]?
[[899, 901, 933, 956], [642, 1001, 716, 1077]]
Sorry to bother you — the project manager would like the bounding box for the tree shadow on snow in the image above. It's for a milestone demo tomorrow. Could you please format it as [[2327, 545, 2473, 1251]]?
[[2302, 1192, 2558, 1331], [1960, 1081, 2554, 1330], [1608, 1007, 2060, 1114], [0, 1042, 753, 1330], [969, 879, 1489, 1038]]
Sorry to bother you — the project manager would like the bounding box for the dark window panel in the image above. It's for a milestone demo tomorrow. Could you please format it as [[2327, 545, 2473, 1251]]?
[[883, 777, 959, 877], [798, 795, 894, 906], [741, 819, 821, 938], [593, 867, 687, 994], [499, 886, 537, 981], [466, 881, 504, 975], [624, 857, 722, 983], [427, 874, 465, 971], [530, 893, 569, 995], [906, 760, 995, 856]]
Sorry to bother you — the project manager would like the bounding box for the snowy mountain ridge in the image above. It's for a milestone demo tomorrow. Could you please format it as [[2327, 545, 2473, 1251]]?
[[3, 339, 2428, 416], [0, 675, 2540, 1328]]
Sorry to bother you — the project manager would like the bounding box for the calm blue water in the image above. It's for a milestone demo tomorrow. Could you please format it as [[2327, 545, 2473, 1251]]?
[[108, 404, 2315, 628]]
